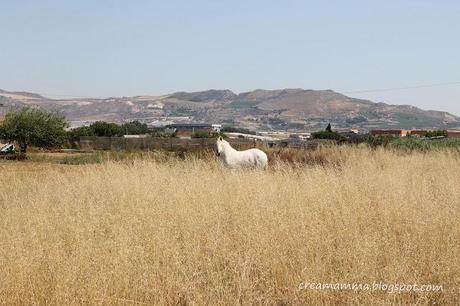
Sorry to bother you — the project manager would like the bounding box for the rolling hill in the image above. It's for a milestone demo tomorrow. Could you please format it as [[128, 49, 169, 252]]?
[[1, 88, 459, 131]]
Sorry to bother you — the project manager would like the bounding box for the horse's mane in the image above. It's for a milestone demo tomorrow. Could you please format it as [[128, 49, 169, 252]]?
[[219, 139, 234, 151]]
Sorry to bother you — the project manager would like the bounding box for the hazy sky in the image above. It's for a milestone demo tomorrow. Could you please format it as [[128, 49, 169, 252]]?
[[1, 0, 460, 115]]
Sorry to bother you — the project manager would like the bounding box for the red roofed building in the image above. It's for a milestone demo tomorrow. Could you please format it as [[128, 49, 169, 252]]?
[[447, 130, 460, 138], [408, 130, 429, 137]]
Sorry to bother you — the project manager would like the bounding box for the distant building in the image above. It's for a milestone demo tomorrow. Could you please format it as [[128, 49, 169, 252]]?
[[211, 124, 222, 133], [167, 123, 221, 138], [371, 129, 460, 138], [147, 101, 164, 109], [349, 129, 360, 134], [370, 129, 409, 137], [148, 120, 174, 128], [168, 123, 213, 132], [408, 130, 429, 137], [447, 130, 460, 138], [123, 134, 149, 138], [289, 133, 311, 141], [226, 132, 275, 141]]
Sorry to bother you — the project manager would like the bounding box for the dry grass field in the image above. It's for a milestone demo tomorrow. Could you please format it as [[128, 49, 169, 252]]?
[[0, 147, 459, 305]]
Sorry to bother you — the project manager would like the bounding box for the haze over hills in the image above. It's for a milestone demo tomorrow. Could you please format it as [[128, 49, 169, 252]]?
[[1, 88, 459, 131]]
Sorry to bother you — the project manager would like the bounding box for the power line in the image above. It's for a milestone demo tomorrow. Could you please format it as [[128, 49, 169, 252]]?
[[343, 81, 460, 94]]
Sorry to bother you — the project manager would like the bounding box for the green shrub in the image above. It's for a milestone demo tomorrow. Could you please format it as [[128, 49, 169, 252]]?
[[67, 126, 94, 144], [120, 121, 149, 135], [425, 130, 447, 138], [312, 131, 347, 142], [0, 107, 68, 153], [90, 121, 123, 137]]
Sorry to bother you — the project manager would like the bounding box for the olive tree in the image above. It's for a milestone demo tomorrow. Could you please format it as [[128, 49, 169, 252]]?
[[0, 108, 68, 153]]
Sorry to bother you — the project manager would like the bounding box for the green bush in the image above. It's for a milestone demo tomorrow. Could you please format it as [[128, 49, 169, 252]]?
[[312, 131, 347, 142], [68, 121, 137, 140], [90, 121, 123, 137], [0, 107, 68, 153], [68, 121, 149, 144], [67, 126, 94, 144], [425, 130, 447, 138], [120, 121, 149, 135]]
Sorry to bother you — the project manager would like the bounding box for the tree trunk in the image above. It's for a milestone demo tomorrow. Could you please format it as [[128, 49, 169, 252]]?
[[20, 143, 28, 153]]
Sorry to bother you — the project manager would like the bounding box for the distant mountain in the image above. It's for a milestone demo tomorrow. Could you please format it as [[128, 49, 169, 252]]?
[[0, 89, 47, 101], [169, 90, 237, 102], [1, 88, 459, 131]]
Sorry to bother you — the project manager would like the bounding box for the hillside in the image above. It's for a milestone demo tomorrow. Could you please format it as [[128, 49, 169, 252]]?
[[1, 88, 459, 130]]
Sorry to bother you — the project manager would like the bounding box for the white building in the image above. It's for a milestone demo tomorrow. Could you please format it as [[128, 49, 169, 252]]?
[[212, 124, 222, 133]]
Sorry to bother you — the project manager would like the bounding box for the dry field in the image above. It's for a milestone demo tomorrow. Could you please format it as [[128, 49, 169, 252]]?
[[0, 147, 459, 305]]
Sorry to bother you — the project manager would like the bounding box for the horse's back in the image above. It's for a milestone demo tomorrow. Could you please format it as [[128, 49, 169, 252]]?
[[247, 148, 268, 169]]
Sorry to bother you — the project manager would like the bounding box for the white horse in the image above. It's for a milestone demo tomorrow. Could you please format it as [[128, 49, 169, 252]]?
[[215, 137, 268, 169]]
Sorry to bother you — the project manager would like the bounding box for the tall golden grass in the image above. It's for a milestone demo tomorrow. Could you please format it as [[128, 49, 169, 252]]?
[[0, 147, 459, 305]]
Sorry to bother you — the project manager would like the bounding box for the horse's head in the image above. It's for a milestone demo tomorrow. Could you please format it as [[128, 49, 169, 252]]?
[[215, 136, 225, 156]]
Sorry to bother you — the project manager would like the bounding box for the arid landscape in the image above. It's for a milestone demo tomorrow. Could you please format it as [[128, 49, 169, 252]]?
[[2, 2, 460, 305], [1, 147, 459, 305], [2, 88, 459, 131]]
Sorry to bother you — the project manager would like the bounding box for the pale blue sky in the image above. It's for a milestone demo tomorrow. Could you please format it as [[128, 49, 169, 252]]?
[[1, 0, 460, 115]]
